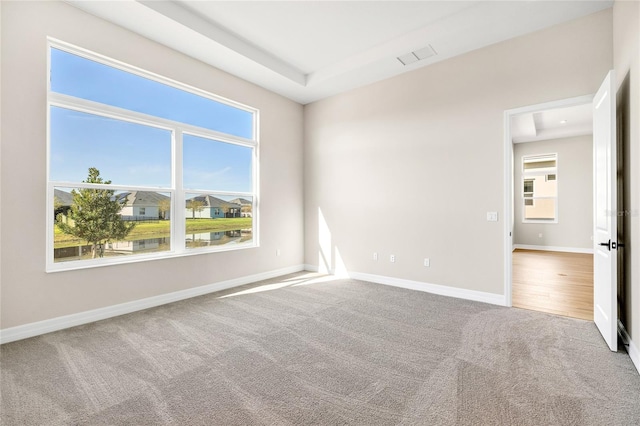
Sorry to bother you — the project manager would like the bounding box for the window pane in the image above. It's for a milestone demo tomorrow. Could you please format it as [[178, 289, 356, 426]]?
[[53, 187, 171, 263], [524, 198, 556, 220], [524, 159, 556, 170], [183, 134, 253, 192], [51, 48, 253, 139], [50, 106, 172, 187], [523, 154, 557, 171], [525, 173, 557, 197], [185, 193, 253, 249], [523, 179, 534, 194]]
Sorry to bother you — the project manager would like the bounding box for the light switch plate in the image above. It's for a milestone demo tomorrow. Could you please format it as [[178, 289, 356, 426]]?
[[487, 212, 498, 222]]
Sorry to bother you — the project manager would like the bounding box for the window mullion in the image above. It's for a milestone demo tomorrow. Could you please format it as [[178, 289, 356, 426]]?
[[174, 130, 186, 253]]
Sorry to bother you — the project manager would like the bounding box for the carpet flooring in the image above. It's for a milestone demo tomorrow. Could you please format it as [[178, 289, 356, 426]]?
[[1, 273, 639, 425]]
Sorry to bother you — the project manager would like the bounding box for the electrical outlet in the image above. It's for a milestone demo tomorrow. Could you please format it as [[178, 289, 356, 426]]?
[[276, 249, 281, 256], [424, 258, 430, 267], [373, 252, 378, 261], [390, 254, 395, 263], [538, 233, 543, 238]]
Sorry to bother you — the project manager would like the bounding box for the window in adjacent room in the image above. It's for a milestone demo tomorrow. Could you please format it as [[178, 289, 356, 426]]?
[[47, 40, 258, 271], [522, 154, 558, 222]]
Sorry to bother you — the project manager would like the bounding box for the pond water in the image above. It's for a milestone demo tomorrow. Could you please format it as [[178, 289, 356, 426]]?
[[54, 229, 252, 262]]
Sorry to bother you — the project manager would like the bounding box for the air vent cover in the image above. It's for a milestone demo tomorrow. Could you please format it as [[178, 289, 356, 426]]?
[[397, 45, 437, 66], [397, 53, 419, 66]]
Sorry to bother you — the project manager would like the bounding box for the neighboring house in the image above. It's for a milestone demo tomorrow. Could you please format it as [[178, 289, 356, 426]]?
[[53, 189, 73, 220], [118, 191, 170, 220], [54, 188, 73, 207], [229, 198, 253, 218], [55, 189, 170, 223], [108, 238, 160, 253], [186, 195, 242, 219], [186, 230, 243, 247]]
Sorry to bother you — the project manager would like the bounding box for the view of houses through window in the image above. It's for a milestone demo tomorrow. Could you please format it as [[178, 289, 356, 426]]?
[[48, 42, 258, 269], [522, 154, 558, 222]]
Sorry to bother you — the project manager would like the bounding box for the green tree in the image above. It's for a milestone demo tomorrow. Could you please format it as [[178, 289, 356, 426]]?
[[53, 196, 63, 211], [158, 198, 171, 220], [53, 196, 63, 222], [187, 199, 205, 219], [56, 168, 136, 258]]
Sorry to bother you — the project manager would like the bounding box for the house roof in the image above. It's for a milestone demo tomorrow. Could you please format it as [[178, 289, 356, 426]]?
[[54, 189, 73, 206], [187, 195, 241, 209], [118, 191, 170, 206], [229, 198, 252, 206]]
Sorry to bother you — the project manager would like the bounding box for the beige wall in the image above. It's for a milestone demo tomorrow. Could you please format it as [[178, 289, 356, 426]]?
[[613, 0, 640, 344], [0, 1, 304, 329], [514, 136, 593, 248], [304, 10, 612, 295]]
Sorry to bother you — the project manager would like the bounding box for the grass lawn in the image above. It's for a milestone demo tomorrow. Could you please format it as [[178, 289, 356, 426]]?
[[54, 218, 252, 248]]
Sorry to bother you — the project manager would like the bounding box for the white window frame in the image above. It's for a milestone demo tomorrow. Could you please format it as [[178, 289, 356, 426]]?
[[46, 39, 259, 272], [521, 153, 558, 224]]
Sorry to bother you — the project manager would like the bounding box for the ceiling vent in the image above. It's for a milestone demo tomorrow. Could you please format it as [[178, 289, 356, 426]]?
[[397, 45, 437, 66]]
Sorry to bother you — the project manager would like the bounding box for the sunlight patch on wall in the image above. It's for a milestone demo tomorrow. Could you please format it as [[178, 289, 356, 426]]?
[[318, 208, 332, 274]]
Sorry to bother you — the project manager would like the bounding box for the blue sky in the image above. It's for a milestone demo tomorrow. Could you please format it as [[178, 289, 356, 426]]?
[[50, 48, 253, 192]]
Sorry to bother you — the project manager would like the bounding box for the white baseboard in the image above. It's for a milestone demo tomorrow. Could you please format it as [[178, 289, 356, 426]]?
[[348, 271, 506, 306], [618, 320, 640, 374], [302, 264, 506, 306], [0, 264, 305, 345], [513, 244, 593, 254], [304, 264, 319, 272]]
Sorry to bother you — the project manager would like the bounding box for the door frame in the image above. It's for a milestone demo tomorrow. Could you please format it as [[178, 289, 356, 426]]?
[[503, 94, 595, 307]]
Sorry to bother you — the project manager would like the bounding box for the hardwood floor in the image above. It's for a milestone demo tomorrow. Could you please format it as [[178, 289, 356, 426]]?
[[512, 249, 593, 321]]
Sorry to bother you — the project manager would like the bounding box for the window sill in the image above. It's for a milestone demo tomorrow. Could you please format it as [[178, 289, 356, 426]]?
[[46, 242, 259, 273]]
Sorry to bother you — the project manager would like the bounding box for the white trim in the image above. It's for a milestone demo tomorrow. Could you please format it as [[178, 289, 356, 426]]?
[[303, 265, 506, 306], [52, 182, 175, 192], [520, 219, 559, 224], [618, 320, 640, 374], [504, 112, 513, 307], [50, 95, 256, 148], [174, 130, 185, 252], [47, 240, 259, 273], [348, 271, 506, 306], [513, 244, 594, 254], [504, 94, 595, 307], [304, 264, 319, 272], [0, 265, 305, 344], [521, 152, 559, 224], [49, 38, 258, 116]]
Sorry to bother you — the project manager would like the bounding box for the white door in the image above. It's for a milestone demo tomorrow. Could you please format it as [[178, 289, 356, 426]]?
[[593, 70, 617, 351]]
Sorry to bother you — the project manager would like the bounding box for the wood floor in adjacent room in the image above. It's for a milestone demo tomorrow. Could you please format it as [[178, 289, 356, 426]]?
[[512, 249, 594, 321]]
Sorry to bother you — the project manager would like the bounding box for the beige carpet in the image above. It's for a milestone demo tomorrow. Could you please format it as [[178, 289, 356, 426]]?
[[1, 272, 639, 425]]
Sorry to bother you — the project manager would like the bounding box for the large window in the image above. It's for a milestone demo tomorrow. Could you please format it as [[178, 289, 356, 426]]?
[[47, 41, 258, 271], [522, 154, 557, 222]]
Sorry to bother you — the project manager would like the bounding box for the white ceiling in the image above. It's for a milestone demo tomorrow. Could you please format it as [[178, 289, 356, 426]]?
[[511, 103, 593, 143], [67, 0, 613, 105]]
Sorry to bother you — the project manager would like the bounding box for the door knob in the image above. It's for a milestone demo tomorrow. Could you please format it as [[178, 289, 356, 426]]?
[[599, 240, 611, 250], [600, 240, 625, 250]]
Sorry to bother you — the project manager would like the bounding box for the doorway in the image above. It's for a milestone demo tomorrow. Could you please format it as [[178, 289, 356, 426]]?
[[512, 249, 593, 320], [503, 95, 595, 319]]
